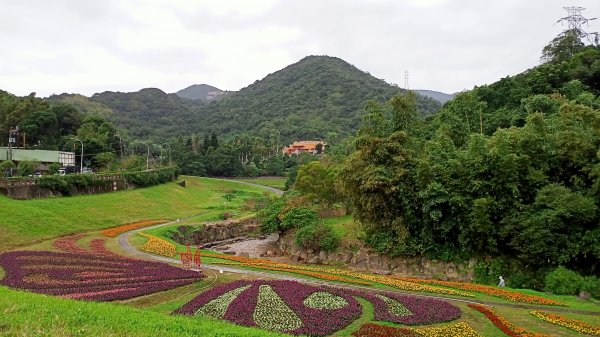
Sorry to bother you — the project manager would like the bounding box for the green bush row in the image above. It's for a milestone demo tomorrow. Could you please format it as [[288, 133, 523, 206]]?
[[544, 266, 600, 299], [121, 167, 179, 187], [36, 167, 178, 195]]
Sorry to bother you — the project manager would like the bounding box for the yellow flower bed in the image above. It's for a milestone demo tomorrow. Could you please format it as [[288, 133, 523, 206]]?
[[354, 322, 483, 337], [412, 322, 483, 337], [140, 233, 176, 257], [396, 277, 563, 306], [531, 310, 600, 335], [201, 252, 473, 297]]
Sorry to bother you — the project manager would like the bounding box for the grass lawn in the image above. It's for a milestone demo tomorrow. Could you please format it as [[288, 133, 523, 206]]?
[[0, 176, 274, 252], [235, 177, 286, 190]]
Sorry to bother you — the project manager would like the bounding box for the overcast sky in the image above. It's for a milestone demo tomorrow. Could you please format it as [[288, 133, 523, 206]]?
[[1, 0, 599, 97]]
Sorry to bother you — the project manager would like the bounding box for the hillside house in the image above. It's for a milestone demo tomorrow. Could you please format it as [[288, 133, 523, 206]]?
[[282, 141, 326, 156]]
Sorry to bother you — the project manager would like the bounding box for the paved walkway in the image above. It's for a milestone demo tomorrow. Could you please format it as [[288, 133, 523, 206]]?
[[117, 181, 600, 316]]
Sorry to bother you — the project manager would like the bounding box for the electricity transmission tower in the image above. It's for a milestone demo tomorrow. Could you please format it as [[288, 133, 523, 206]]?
[[404, 71, 410, 90], [557, 6, 599, 44]]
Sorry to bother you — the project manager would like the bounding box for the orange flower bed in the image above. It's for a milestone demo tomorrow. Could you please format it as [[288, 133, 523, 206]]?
[[201, 252, 472, 297], [101, 220, 167, 237], [531, 310, 600, 335], [468, 304, 548, 337], [395, 277, 564, 306]]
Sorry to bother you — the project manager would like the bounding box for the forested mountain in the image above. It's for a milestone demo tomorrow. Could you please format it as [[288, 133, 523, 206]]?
[[414, 89, 455, 104], [88, 88, 202, 139], [191, 56, 441, 142], [50, 55, 441, 142], [175, 84, 227, 101]]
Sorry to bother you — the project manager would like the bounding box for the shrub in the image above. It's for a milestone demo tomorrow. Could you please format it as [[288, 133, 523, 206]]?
[[581, 276, 600, 299], [258, 199, 286, 233], [280, 207, 319, 230], [295, 223, 339, 252], [544, 266, 583, 295]]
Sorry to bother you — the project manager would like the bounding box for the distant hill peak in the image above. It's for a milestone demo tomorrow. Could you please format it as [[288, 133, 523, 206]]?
[[414, 89, 455, 104], [175, 84, 227, 101]]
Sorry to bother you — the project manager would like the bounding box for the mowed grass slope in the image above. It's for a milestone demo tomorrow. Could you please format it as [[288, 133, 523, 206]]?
[[0, 176, 271, 252], [0, 286, 288, 337]]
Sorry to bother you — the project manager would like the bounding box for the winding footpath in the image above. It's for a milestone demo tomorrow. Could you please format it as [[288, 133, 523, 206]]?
[[117, 180, 600, 316]]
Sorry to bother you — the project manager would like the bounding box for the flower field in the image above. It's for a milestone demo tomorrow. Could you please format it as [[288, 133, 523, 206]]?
[[468, 304, 547, 337], [201, 252, 472, 297], [174, 279, 461, 336], [140, 233, 177, 257], [352, 322, 483, 337], [101, 220, 167, 237], [0, 250, 203, 301], [396, 276, 563, 306], [531, 310, 600, 335]]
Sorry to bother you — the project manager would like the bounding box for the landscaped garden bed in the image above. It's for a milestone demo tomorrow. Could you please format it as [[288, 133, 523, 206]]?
[[0, 250, 203, 301], [174, 279, 461, 336]]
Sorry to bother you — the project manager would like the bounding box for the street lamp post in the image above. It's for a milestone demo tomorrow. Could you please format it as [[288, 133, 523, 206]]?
[[71, 138, 83, 173]]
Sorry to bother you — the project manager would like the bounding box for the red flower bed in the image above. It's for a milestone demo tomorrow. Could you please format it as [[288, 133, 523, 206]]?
[[89, 238, 119, 256], [53, 234, 88, 253], [175, 280, 461, 336], [468, 304, 547, 337], [0, 250, 203, 301], [352, 323, 420, 337]]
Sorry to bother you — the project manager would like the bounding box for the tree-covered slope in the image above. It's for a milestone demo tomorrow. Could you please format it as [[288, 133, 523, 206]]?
[[194, 56, 441, 142], [77, 56, 440, 142], [89, 88, 203, 139]]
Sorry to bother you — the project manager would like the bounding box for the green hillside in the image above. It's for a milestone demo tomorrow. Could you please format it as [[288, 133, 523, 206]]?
[[54, 56, 441, 142], [0, 177, 270, 252]]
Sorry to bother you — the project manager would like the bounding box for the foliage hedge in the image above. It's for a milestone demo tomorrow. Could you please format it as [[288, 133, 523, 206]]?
[[121, 166, 179, 187], [544, 266, 600, 299], [36, 167, 178, 195]]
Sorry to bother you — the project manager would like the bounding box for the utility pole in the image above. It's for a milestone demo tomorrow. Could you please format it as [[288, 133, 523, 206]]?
[[557, 7, 598, 44], [71, 138, 83, 173], [143, 142, 150, 170], [163, 143, 172, 166]]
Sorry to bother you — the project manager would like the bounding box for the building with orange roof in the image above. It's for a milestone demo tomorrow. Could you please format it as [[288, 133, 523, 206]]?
[[282, 141, 326, 156]]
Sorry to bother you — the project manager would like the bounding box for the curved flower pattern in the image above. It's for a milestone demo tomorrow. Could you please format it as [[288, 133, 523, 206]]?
[[254, 284, 303, 332], [468, 304, 548, 337], [303, 291, 348, 310], [531, 310, 600, 336], [0, 250, 202, 301], [101, 220, 166, 237], [197, 285, 251, 318], [175, 279, 461, 336]]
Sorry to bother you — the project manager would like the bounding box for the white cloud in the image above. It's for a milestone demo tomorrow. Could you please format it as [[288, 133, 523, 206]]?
[[1, 0, 599, 96]]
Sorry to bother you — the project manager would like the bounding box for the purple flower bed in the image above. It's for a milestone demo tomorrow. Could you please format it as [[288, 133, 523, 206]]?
[[347, 289, 461, 324], [0, 250, 203, 301], [175, 280, 361, 336], [174, 280, 461, 336]]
